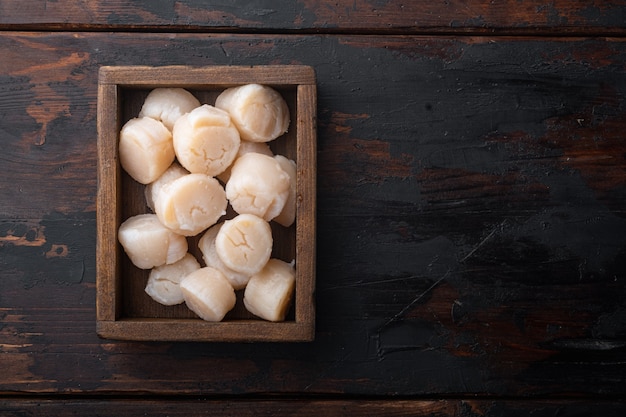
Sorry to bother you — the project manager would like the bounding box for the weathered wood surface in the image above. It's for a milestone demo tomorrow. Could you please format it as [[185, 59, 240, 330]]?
[[0, 1, 626, 34], [1, 399, 626, 417], [1, 32, 625, 402]]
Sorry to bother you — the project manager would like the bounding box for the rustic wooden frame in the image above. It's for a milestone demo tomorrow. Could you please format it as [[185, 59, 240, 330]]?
[[96, 65, 316, 342]]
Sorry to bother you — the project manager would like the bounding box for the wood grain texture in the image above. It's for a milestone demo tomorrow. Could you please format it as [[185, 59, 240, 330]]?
[[1, 399, 626, 417], [0, 1, 625, 34], [1, 31, 625, 400]]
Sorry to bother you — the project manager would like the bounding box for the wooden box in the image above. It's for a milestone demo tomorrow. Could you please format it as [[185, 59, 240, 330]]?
[[96, 66, 316, 342]]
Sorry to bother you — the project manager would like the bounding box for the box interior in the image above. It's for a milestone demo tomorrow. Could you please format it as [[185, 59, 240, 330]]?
[[117, 85, 298, 322]]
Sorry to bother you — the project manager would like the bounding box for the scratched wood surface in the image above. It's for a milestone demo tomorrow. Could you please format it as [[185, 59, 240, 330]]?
[[1, 399, 626, 417], [1, 2, 626, 416], [0, 0, 625, 34]]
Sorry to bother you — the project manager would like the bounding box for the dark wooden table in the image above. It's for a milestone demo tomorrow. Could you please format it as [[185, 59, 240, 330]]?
[[1, 1, 626, 415]]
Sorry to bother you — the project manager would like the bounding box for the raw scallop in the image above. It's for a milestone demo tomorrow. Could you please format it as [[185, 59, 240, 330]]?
[[180, 267, 236, 322], [119, 117, 175, 184], [154, 173, 227, 236], [145, 253, 201, 305], [173, 104, 241, 177], [118, 213, 187, 269], [225, 153, 290, 221], [198, 223, 251, 290], [139, 88, 201, 131], [215, 84, 289, 142], [215, 213, 272, 276], [244, 259, 295, 322]]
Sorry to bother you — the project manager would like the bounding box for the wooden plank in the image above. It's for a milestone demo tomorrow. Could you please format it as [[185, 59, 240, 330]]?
[[1, 32, 625, 397], [0, 1, 625, 34], [0, 399, 625, 416], [96, 82, 120, 322], [98, 65, 316, 86], [295, 83, 317, 333]]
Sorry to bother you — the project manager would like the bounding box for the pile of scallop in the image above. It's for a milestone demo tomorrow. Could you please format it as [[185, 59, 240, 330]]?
[[117, 85, 296, 322]]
